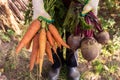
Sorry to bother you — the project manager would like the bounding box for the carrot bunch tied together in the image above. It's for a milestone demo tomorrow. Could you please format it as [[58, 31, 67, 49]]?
[[15, 18, 70, 76]]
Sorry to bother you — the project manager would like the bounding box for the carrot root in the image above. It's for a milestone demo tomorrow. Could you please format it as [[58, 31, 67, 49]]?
[[39, 28, 46, 75], [16, 19, 41, 54], [29, 33, 39, 71], [46, 41, 54, 64], [48, 24, 70, 48]]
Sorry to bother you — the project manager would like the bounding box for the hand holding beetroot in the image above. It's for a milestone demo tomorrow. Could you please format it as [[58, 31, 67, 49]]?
[[81, 0, 99, 16]]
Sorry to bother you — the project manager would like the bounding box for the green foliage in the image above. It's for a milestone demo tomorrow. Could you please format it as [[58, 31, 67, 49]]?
[[92, 60, 104, 74], [0, 33, 10, 42], [79, 16, 92, 30], [100, 16, 120, 57], [59, 65, 67, 80], [101, 36, 120, 57], [7, 29, 15, 36], [44, 0, 67, 34], [0, 29, 15, 42], [100, 17, 115, 30], [63, 1, 92, 34], [44, 0, 56, 17], [63, 3, 79, 33], [24, 0, 33, 25], [105, 0, 120, 10], [107, 62, 118, 73]]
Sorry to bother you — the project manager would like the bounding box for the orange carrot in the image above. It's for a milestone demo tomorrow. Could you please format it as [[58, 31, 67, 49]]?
[[46, 30, 57, 53], [45, 41, 54, 64], [26, 39, 32, 49], [48, 24, 70, 48], [35, 50, 40, 65], [46, 30, 54, 47], [52, 44, 57, 54], [56, 41, 62, 49], [16, 19, 41, 54], [29, 33, 39, 71], [39, 28, 46, 75]]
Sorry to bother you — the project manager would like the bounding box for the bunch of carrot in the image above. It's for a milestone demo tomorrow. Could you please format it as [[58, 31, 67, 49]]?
[[15, 19, 70, 76]]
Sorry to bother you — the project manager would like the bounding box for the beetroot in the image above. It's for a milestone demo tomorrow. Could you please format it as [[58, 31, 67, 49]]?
[[85, 12, 110, 45], [80, 37, 101, 62], [95, 31, 110, 45], [67, 34, 84, 51]]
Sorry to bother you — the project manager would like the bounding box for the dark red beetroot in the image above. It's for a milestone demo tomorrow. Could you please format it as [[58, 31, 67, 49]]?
[[80, 37, 101, 62], [67, 34, 84, 51], [95, 31, 110, 45]]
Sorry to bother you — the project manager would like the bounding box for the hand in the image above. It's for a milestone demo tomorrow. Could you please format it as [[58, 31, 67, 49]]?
[[81, 0, 99, 16], [32, 0, 51, 20]]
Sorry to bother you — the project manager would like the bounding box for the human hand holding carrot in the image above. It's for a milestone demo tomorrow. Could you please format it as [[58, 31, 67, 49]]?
[[16, 0, 69, 76], [32, 0, 51, 20]]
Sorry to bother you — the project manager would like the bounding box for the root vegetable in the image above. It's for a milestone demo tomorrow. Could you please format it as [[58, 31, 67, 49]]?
[[52, 45, 57, 54], [56, 41, 62, 49], [16, 19, 41, 54], [30, 33, 39, 71], [46, 30, 54, 47], [46, 30, 59, 53], [46, 41, 54, 64], [67, 34, 83, 51], [48, 24, 70, 48], [26, 40, 32, 49], [39, 28, 46, 75], [95, 31, 110, 45], [80, 37, 101, 62], [36, 50, 40, 65]]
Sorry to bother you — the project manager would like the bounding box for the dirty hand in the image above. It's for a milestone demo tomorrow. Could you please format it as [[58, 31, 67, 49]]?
[[81, 0, 99, 16], [32, 0, 51, 20]]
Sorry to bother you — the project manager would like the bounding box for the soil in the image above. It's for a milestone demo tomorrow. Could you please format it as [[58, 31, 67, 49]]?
[[0, 37, 120, 80]]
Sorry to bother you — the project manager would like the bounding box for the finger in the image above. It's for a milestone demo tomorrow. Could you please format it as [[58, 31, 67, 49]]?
[[81, 4, 92, 15], [81, 0, 99, 16]]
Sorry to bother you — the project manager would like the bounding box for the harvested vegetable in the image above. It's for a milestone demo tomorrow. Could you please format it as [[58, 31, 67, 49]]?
[[26, 39, 32, 49], [16, 19, 41, 54], [39, 28, 46, 75], [46, 30, 57, 53], [56, 41, 62, 49], [16, 0, 72, 77], [95, 31, 110, 44], [46, 30, 55, 47], [36, 50, 40, 65], [30, 33, 39, 71], [80, 37, 101, 62], [67, 34, 83, 51], [45, 41, 54, 64], [86, 12, 110, 45], [48, 24, 70, 49], [52, 45, 57, 54]]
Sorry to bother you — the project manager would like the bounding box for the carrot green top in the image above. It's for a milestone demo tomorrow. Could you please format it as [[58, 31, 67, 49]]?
[[38, 16, 54, 24], [85, 0, 89, 5]]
